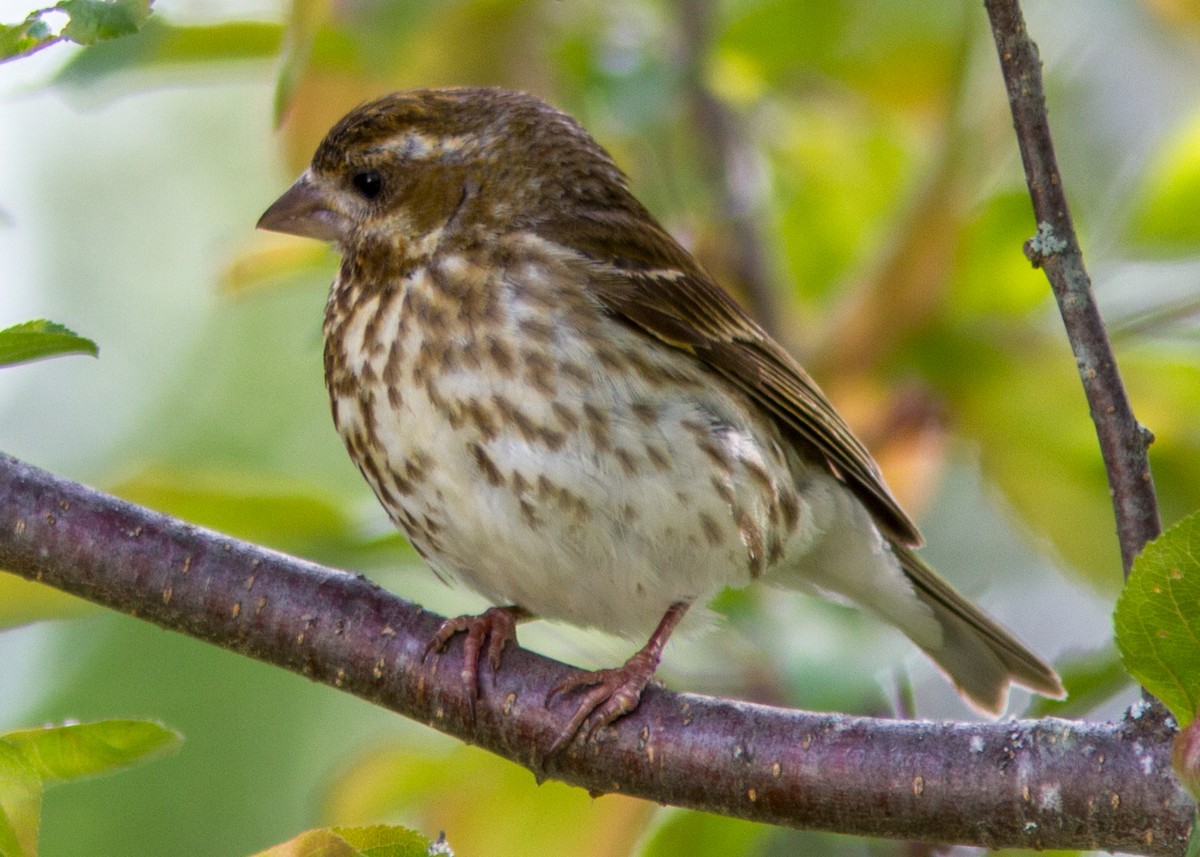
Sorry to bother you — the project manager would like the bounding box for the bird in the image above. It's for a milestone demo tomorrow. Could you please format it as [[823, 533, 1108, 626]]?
[[257, 86, 1064, 749]]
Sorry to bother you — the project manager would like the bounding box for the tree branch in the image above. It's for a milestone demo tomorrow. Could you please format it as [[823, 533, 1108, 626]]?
[[0, 451, 1190, 854], [984, 0, 1162, 574]]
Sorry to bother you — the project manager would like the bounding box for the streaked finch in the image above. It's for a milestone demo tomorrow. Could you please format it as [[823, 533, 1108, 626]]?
[[258, 87, 1064, 748]]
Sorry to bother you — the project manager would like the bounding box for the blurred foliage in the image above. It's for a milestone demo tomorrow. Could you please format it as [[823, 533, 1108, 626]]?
[[252, 824, 433, 857], [0, 0, 152, 63], [0, 719, 180, 857], [1, 0, 1199, 855]]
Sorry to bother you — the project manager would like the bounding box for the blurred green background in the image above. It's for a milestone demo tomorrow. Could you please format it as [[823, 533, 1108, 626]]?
[[2, 0, 1199, 854]]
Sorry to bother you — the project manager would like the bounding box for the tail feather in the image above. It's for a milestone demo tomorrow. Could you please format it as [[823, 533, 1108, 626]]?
[[891, 543, 1065, 714]]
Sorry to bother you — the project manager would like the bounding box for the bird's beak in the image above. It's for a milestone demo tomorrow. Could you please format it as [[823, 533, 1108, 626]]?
[[257, 172, 348, 243]]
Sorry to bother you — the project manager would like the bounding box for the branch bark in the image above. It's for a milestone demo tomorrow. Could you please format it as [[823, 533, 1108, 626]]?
[[984, 0, 1162, 574], [0, 451, 1191, 854]]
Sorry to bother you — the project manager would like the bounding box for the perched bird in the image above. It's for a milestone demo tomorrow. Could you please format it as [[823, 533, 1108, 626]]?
[[258, 87, 1064, 747]]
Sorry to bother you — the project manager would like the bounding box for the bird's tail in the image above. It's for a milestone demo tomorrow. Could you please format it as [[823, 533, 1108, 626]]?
[[891, 542, 1065, 714]]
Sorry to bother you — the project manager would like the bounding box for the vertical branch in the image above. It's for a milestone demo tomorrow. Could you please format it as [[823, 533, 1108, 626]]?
[[983, 0, 1161, 574], [674, 0, 781, 334]]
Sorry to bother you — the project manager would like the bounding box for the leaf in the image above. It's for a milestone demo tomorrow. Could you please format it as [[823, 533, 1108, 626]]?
[[0, 721, 182, 784], [252, 825, 432, 857], [0, 740, 41, 857], [1114, 510, 1200, 726], [56, 0, 151, 46], [0, 12, 57, 62], [333, 825, 433, 856], [0, 320, 98, 368]]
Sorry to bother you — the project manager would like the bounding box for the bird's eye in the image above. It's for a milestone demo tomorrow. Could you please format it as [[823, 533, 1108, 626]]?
[[351, 169, 384, 200]]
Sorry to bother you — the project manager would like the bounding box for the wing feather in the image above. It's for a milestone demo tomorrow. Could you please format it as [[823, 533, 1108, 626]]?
[[539, 210, 922, 546]]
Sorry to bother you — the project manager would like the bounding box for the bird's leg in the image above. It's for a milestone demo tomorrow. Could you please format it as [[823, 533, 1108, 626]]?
[[546, 600, 690, 754], [425, 605, 532, 718]]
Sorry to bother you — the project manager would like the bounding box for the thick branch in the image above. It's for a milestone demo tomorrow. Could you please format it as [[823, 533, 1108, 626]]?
[[0, 452, 1190, 854], [984, 0, 1161, 573]]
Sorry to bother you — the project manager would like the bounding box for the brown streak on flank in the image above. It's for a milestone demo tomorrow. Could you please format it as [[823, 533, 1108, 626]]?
[[742, 457, 776, 497], [487, 336, 516, 376], [404, 451, 430, 484], [539, 427, 567, 451], [518, 316, 556, 342], [426, 380, 464, 429], [735, 507, 765, 579], [462, 397, 499, 441], [383, 335, 406, 387], [358, 390, 381, 445], [595, 347, 624, 372], [767, 532, 785, 565], [559, 361, 590, 383], [470, 443, 505, 487], [645, 444, 671, 472], [630, 401, 658, 426], [519, 498, 539, 530], [582, 402, 611, 451], [614, 447, 639, 476], [710, 475, 736, 506], [522, 348, 557, 395], [779, 487, 802, 532], [460, 336, 482, 369], [698, 513, 724, 547], [551, 401, 580, 431]]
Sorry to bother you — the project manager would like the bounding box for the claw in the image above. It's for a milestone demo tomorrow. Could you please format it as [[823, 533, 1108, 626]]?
[[546, 650, 658, 755], [544, 600, 690, 756], [423, 605, 525, 719]]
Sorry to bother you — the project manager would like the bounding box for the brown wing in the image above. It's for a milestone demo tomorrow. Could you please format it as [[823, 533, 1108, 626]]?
[[538, 208, 923, 547]]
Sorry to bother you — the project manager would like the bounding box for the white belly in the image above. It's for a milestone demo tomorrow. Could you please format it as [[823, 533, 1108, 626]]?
[[326, 257, 816, 639]]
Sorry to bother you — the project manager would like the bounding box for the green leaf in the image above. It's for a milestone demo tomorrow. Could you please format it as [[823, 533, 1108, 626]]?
[[1114, 510, 1200, 726], [0, 320, 98, 368], [0, 740, 41, 857], [334, 825, 433, 856], [252, 825, 432, 857], [56, 0, 151, 46], [1, 721, 182, 784], [0, 11, 58, 62]]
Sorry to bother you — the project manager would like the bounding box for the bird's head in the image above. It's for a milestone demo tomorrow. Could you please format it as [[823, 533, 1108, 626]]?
[[257, 87, 633, 260]]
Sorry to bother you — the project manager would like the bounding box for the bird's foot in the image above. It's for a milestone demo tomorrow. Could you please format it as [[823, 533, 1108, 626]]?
[[545, 648, 660, 755], [543, 600, 689, 756], [424, 605, 526, 719]]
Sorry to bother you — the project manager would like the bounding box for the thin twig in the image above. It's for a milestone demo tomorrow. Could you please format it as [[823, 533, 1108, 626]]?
[[984, 0, 1162, 574], [0, 452, 1190, 855]]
